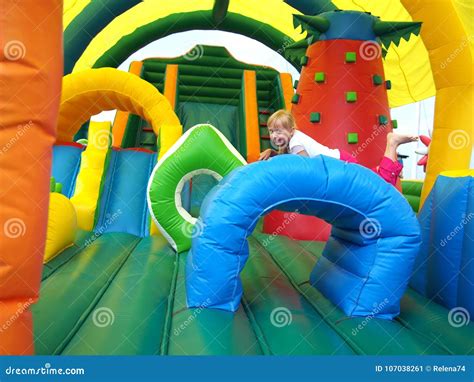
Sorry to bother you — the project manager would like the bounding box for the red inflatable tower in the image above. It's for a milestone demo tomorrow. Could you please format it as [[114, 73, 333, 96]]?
[[263, 10, 421, 241]]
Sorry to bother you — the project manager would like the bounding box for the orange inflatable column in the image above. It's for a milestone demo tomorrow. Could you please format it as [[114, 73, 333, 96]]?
[[279, 73, 294, 110], [163, 64, 179, 110], [0, 0, 63, 354], [112, 61, 144, 147], [243, 70, 260, 162]]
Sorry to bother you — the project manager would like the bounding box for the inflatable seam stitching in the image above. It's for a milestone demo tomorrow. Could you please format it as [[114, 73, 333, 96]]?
[[53, 237, 142, 354], [140, 153, 156, 237], [241, 293, 272, 355], [159, 250, 180, 355], [42, 245, 80, 281], [97, 151, 119, 229], [252, 236, 365, 354], [348, 239, 381, 317], [69, 147, 84, 197], [454, 181, 470, 307]]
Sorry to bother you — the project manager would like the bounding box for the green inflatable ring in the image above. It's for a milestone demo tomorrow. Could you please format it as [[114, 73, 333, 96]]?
[[147, 124, 247, 252]]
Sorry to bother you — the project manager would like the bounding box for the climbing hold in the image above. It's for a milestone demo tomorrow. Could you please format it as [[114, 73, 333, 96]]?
[[314, 72, 326, 83], [310, 112, 321, 123], [373, 74, 383, 86], [346, 91, 358, 103], [50, 177, 63, 194], [347, 132, 359, 144], [345, 52, 357, 63], [379, 115, 389, 125]]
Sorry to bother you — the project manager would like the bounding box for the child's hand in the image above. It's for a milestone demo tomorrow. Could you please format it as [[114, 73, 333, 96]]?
[[258, 149, 275, 161]]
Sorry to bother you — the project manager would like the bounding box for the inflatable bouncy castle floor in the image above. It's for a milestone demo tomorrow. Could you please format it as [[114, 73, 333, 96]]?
[[34, 221, 474, 355], [1, 1, 473, 357], [33, 233, 468, 355], [34, 144, 473, 355]]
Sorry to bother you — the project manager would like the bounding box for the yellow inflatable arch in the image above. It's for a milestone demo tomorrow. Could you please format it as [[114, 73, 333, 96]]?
[[71, 0, 435, 109], [400, 0, 473, 203], [66, 0, 472, 203], [58, 68, 182, 156]]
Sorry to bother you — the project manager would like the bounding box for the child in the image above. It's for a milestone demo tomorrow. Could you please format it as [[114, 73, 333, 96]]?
[[258, 110, 418, 186]]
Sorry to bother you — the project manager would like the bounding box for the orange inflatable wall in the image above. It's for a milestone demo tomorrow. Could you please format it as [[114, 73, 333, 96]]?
[[0, 0, 63, 354]]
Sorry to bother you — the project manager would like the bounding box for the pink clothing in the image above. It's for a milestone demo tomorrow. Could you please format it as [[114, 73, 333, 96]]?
[[376, 156, 404, 186], [339, 150, 402, 186], [339, 150, 358, 164]]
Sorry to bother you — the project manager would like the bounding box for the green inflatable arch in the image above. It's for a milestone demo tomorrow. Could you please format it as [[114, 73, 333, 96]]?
[[66, 0, 437, 109], [66, 0, 307, 73], [92, 11, 296, 70], [147, 124, 246, 253], [64, 0, 139, 74]]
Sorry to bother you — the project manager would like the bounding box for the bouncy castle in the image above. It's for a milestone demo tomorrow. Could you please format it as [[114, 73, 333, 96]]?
[[0, 0, 473, 356]]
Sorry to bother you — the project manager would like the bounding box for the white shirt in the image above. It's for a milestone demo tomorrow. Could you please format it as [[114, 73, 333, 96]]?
[[289, 130, 340, 159]]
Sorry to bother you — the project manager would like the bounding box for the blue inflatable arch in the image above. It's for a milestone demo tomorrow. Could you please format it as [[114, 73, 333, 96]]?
[[186, 155, 421, 319]]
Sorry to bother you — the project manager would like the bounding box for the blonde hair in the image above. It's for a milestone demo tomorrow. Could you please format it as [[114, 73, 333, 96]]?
[[267, 109, 296, 131]]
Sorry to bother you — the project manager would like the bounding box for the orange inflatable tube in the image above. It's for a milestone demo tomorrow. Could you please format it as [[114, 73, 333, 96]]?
[[112, 61, 144, 147], [243, 70, 260, 163], [0, 0, 63, 354]]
